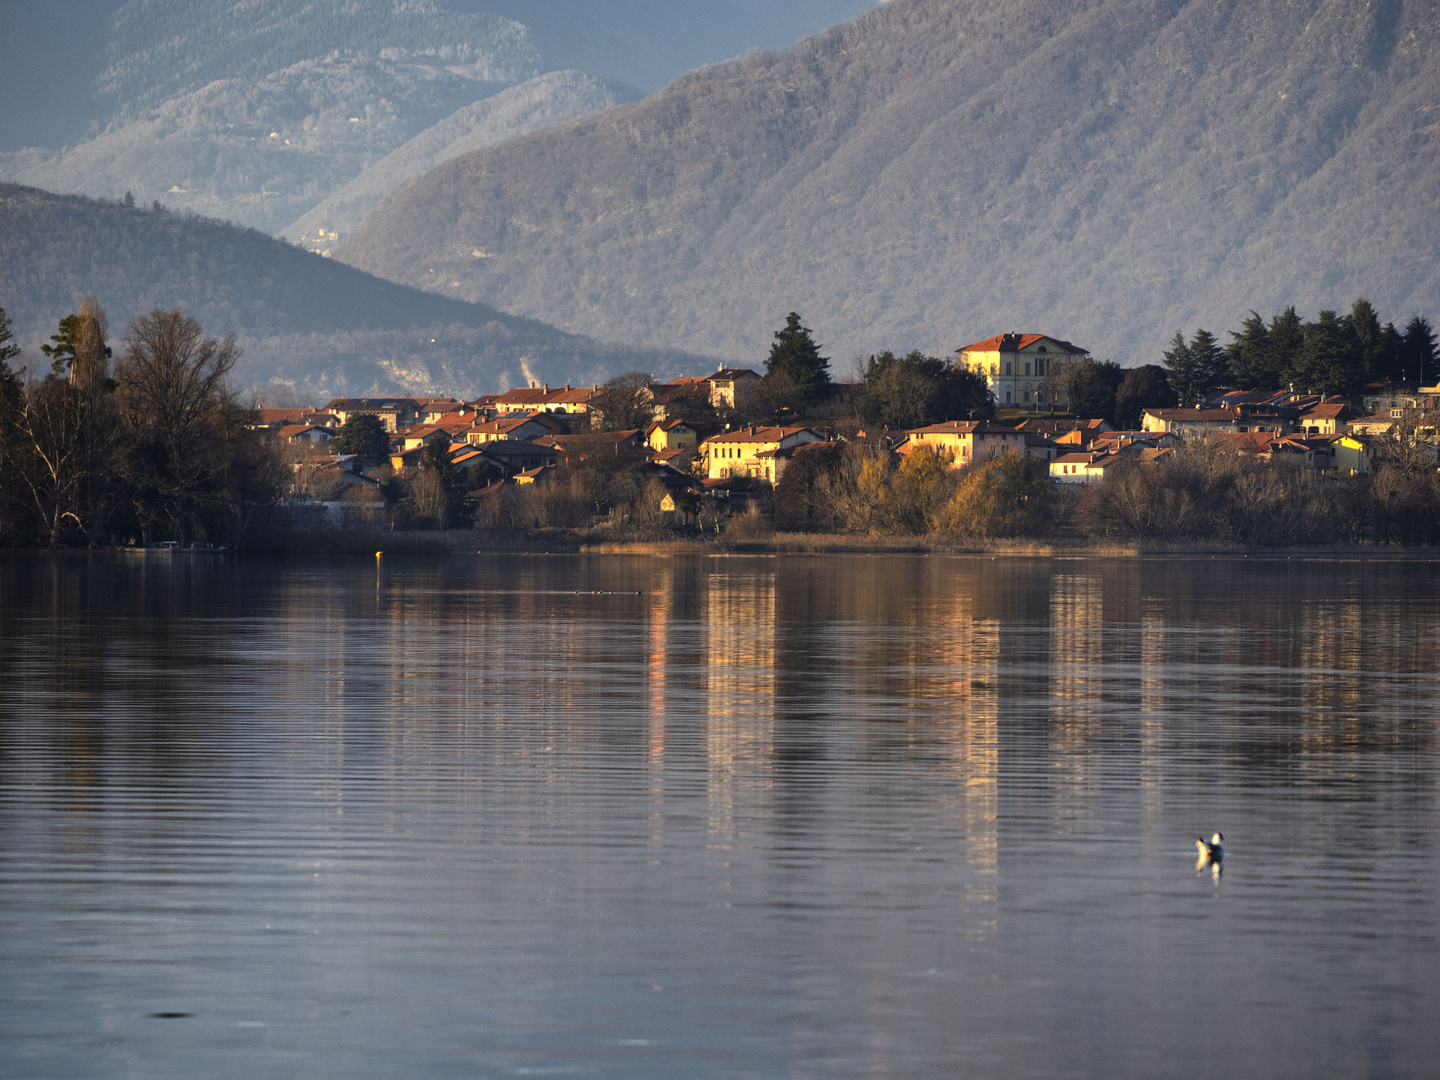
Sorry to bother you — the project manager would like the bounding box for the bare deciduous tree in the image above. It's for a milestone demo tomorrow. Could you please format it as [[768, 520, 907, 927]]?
[[113, 308, 249, 543]]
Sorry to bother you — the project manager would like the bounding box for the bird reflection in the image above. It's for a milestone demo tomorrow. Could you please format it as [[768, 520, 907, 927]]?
[[1195, 832, 1224, 879]]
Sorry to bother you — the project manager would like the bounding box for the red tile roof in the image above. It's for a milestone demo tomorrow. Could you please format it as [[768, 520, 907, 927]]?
[[957, 333, 1088, 355], [702, 426, 817, 443]]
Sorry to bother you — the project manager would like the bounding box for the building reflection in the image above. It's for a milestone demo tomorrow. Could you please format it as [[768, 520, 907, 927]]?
[[702, 561, 776, 849], [2, 552, 1437, 870]]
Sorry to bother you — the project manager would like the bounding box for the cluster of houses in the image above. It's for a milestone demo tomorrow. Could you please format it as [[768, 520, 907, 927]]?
[[256, 336, 1438, 514]]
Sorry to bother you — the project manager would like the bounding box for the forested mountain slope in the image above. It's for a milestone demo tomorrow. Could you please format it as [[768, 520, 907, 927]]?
[[283, 71, 640, 242], [2, 1, 873, 235], [97, 0, 540, 118], [0, 185, 702, 398], [341, 0, 1440, 367]]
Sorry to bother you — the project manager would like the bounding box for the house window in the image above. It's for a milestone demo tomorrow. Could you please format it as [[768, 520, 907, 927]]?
[[1023, 389, 1031, 403], [1005, 362, 1012, 375], [1006, 390, 1012, 403], [1024, 363, 1031, 376], [1035, 359, 1046, 376]]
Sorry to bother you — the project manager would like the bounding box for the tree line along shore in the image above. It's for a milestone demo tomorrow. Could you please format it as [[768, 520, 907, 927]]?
[[1, 300, 1437, 552]]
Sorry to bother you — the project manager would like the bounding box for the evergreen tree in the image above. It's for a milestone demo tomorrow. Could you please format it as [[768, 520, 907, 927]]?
[[1377, 321, 1406, 382], [1225, 312, 1271, 390], [765, 312, 830, 405], [331, 413, 391, 460], [1267, 307, 1305, 387], [1163, 329, 1224, 405], [40, 314, 81, 376], [1346, 297, 1383, 384], [0, 306, 20, 371], [1401, 316, 1437, 385], [1113, 365, 1177, 429], [1062, 358, 1125, 423], [39, 305, 114, 382], [1292, 310, 1356, 395], [939, 364, 995, 422], [860, 350, 993, 427]]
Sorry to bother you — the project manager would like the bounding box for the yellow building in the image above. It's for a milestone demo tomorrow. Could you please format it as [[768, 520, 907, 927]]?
[[701, 426, 823, 483], [903, 421, 1028, 465], [1329, 434, 1372, 475], [646, 420, 698, 452]]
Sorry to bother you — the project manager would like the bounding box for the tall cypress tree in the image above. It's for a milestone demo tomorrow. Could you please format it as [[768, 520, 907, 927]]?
[[765, 312, 830, 405]]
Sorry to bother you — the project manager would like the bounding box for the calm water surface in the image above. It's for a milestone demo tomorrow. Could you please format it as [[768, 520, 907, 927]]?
[[1, 552, 1437, 1079]]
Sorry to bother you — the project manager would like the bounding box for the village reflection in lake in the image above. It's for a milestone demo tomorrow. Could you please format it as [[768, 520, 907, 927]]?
[[1, 552, 1437, 1079]]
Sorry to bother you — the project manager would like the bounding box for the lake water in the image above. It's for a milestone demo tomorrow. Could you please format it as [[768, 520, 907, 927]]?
[[2, 551, 1438, 1079]]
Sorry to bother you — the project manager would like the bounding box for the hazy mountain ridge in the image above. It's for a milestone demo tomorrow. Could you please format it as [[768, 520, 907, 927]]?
[[98, 0, 541, 118], [341, 0, 1440, 368], [2, 1, 878, 236], [0, 184, 709, 397], [283, 70, 642, 242], [0, 56, 512, 235]]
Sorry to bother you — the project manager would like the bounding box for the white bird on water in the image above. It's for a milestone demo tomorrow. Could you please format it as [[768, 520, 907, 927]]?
[[1196, 833, 1224, 860]]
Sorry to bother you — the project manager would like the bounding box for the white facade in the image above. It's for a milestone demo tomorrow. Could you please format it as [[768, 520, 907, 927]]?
[[956, 334, 1089, 408]]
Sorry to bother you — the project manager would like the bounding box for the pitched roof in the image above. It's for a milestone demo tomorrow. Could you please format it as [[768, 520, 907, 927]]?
[[491, 385, 597, 407], [957, 333, 1088, 355], [537, 430, 642, 449], [1015, 418, 1109, 435], [259, 407, 328, 425], [1144, 408, 1233, 421], [702, 425, 817, 444], [401, 423, 467, 441], [326, 397, 418, 411], [277, 424, 334, 438], [470, 416, 546, 434], [906, 420, 1019, 435], [1299, 402, 1354, 420]]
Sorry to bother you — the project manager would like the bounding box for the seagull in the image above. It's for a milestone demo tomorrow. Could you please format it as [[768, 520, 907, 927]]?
[[1196, 833, 1224, 860]]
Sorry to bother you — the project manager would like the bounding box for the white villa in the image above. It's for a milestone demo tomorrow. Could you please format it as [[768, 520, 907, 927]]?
[[956, 333, 1090, 408]]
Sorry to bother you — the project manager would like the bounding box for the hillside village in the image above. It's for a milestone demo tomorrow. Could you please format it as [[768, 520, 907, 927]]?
[[259, 328, 1439, 534], [4, 295, 1438, 549]]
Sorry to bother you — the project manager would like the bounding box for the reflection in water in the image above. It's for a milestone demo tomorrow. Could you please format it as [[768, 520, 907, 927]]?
[[2, 552, 1439, 1079]]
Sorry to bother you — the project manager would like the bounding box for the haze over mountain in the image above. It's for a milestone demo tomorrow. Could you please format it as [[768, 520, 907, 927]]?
[[1, 1, 874, 236], [283, 71, 640, 243], [342, 0, 1440, 370], [0, 184, 703, 399]]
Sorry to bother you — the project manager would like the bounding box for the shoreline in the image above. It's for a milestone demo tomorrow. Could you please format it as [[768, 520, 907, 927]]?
[[13, 530, 1435, 560]]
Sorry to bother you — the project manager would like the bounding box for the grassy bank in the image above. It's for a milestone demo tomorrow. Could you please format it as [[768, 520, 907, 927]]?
[[246, 527, 1438, 559]]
